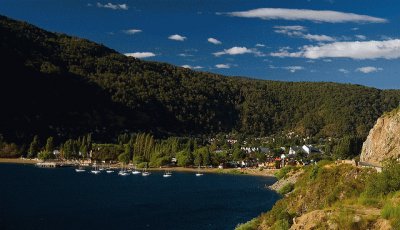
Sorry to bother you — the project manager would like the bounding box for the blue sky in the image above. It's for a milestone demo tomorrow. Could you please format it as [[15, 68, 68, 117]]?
[[1, 0, 400, 89]]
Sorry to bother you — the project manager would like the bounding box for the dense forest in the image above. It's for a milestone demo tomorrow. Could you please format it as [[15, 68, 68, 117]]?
[[1, 15, 400, 145]]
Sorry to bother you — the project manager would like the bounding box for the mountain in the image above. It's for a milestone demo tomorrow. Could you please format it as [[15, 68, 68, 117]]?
[[1, 15, 400, 143], [361, 107, 400, 165]]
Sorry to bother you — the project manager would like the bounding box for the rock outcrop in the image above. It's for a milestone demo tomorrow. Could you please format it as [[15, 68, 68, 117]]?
[[361, 108, 400, 166]]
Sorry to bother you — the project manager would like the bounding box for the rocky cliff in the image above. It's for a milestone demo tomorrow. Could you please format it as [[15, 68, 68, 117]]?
[[361, 107, 400, 166]]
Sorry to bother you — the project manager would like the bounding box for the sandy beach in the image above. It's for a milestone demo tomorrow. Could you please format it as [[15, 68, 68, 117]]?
[[0, 158, 39, 164]]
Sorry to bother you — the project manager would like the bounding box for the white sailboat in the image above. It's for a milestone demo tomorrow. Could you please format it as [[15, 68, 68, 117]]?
[[75, 163, 85, 172], [131, 165, 141, 175], [163, 170, 172, 177], [106, 163, 114, 173], [195, 165, 203, 176], [142, 167, 150, 176], [118, 164, 129, 176], [91, 164, 101, 174]]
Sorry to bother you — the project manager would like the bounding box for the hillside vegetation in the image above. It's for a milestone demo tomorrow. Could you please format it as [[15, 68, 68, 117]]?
[[237, 160, 400, 230], [1, 15, 400, 143]]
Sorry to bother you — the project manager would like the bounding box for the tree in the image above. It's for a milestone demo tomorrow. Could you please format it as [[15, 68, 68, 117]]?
[[45, 137, 54, 153], [118, 153, 130, 164], [28, 135, 40, 158], [176, 150, 193, 167]]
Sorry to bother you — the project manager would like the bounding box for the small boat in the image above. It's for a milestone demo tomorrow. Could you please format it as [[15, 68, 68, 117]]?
[[131, 165, 141, 174], [91, 164, 101, 174], [106, 169, 114, 173], [163, 170, 172, 177], [118, 171, 129, 176], [195, 165, 203, 176], [75, 164, 86, 172], [118, 164, 129, 176], [142, 168, 150, 176]]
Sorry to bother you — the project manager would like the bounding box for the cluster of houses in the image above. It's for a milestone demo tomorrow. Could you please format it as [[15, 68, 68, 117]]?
[[235, 144, 323, 169]]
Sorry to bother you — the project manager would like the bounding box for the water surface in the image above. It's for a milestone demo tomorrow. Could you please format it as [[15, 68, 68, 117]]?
[[0, 164, 279, 230]]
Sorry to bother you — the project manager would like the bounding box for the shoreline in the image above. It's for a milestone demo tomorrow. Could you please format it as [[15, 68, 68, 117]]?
[[148, 167, 277, 178], [0, 158, 277, 178], [0, 158, 40, 164]]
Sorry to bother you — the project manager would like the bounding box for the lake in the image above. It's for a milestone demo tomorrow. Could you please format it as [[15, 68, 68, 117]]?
[[0, 164, 279, 230]]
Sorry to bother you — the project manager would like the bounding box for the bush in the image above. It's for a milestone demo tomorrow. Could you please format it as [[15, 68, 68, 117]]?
[[278, 183, 294, 195], [271, 219, 290, 230], [381, 203, 400, 219], [235, 218, 259, 230], [364, 159, 400, 197], [274, 166, 295, 180]]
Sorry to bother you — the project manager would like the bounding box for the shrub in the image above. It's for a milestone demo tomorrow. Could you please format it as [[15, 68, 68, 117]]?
[[235, 218, 259, 230], [271, 219, 290, 230], [278, 183, 294, 195], [381, 203, 400, 219], [274, 166, 295, 180]]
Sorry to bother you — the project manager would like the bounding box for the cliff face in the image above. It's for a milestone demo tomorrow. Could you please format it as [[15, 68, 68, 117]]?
[[361, 108, 400, 165]]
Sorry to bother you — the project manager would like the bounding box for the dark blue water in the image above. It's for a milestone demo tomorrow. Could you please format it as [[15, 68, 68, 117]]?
[[0, 164, 279, 230]]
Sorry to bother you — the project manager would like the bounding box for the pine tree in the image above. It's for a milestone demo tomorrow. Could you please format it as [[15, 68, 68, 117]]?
[[45, 137, 54, 153], [28, 135, 40, 158]]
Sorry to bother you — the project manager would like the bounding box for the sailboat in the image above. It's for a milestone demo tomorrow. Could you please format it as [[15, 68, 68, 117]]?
[[163, 170, 172, 177], [75, 167, 85, 172], [131, 165, 141, 175], [195, 165, 203, 176], [118, 164, 129, 176], [75, 162, 85, 172], [91, 164, 101, 174], [106, 163, 114, 173], [142, 167, 150, 176]]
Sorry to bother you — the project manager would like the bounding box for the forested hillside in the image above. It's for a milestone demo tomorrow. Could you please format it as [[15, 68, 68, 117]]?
[[1, 15, 400, 143]]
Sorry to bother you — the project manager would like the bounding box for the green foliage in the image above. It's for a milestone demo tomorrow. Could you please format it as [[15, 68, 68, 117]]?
[[333, 135, 363, 159], [37, 150, 54, 160], [274, 166, 296, 180], [118, 153, 130, 164], [45, 137, 54, 153], [27, 135, 40, 158], [235, 218, 260, 230], [381, 203, 400, 220], [364, 159, 400, 197], [278, 183, 294, 195], [271, 219, 290, 230], [176, 150, 193, 167]]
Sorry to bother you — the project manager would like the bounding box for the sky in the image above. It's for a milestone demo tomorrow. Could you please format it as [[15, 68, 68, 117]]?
[[1, 0, 400, 89]]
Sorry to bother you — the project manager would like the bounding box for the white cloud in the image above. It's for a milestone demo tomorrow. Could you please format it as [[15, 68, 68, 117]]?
[[255, 43, 266, 47], [213, 46, 264, 57], [338, 68, 349, 74], [270, 39, 400, 59], [356, 66, 383, 73], [274, 25, 306, 32], [355, 34, 366, 40], [302, 33, 335, 42], [274, 25, 335, 42], [124, 52, 156, 58], [123, 29, 142, 35], [269, 65, 304, 73], [215, 64, 231, 69], [96, 2, 128, 10], [168, 34, 187, 41], [208, 38, 222, 45], [182, 65, 203, 70], [178, 53, 193, 57], [223, 8, 387, 23], [284, 66, 304, 73]]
